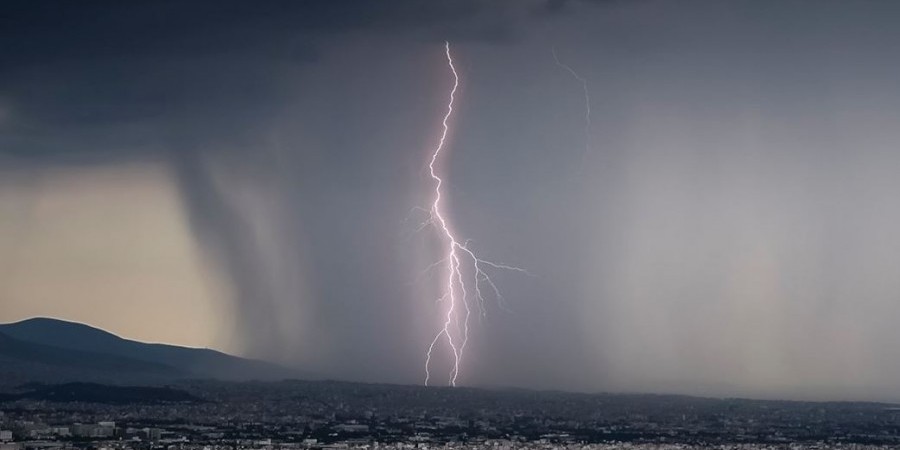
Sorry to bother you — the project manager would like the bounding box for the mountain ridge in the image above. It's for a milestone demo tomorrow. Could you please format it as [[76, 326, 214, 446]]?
[[0, 317, 297, 385]]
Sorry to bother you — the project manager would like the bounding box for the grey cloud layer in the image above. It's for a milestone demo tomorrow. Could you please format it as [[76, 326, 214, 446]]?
[[5, 0, 900, 400]]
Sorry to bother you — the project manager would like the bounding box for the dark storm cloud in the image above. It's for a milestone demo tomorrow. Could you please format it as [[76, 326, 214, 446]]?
[[0, 0, 565, 374], [1, 0, 514, 64], [8, 0, 900, 399], [0, 0, 528, 146], [538, 0, 622, 15], [0, 0, 553, 173]]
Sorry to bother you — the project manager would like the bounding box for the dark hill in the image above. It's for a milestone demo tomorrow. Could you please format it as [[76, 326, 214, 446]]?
[[0, 318, 296, 382], [0, 331, 178, 374]]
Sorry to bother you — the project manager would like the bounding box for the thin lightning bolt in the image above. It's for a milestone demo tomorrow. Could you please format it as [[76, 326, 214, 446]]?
[[552, 47, 592, 169], [422, 42, 529, 387]]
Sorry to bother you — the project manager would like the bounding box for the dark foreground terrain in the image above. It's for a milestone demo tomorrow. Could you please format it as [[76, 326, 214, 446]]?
[[0, 318, 298, 383], [2, 379, 900, 449]]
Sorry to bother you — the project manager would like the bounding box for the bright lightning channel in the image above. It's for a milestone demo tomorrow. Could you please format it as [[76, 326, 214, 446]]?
[[421, 41, 529, 387]]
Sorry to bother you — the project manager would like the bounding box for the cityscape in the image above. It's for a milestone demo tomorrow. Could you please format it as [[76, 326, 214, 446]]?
[[2, 380, 900, 450]]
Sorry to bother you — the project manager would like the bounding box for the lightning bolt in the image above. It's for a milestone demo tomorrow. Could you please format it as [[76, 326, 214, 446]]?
[[421, 42, 529, 387], [552, 47, 592, 169]]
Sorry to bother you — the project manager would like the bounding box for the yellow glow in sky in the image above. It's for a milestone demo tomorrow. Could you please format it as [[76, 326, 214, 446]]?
[[0, 162, 228, 350]]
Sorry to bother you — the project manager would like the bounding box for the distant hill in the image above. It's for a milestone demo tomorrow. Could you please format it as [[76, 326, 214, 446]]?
[[0, 330, 179, 375], [0, 318, 296, 386]]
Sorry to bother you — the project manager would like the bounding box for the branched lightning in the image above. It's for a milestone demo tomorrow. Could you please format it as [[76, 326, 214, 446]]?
[[552, 47, 592, 168], [420, 42, 529, 387]]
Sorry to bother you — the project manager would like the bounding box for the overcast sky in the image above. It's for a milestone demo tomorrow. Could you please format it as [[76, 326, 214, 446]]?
[[4, 0, 900, 401]]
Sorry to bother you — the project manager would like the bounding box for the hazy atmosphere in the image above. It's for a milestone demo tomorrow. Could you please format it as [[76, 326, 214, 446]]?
[[4, 0, 900, 401]]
